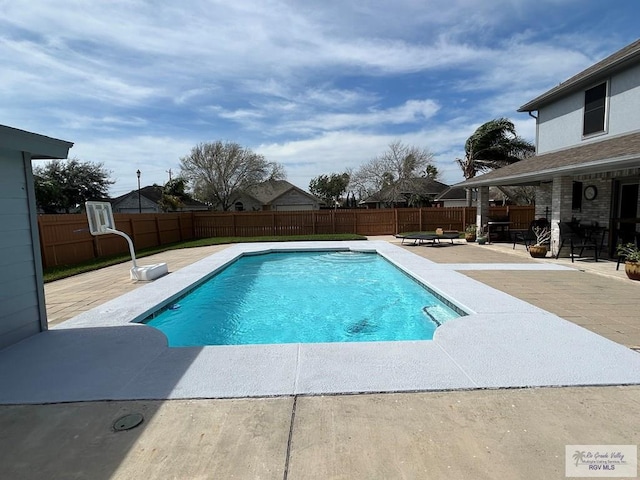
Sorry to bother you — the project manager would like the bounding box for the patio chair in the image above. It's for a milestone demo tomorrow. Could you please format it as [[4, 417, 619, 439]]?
[[512, 218, 549, 250], [556, 221, 599, 262]]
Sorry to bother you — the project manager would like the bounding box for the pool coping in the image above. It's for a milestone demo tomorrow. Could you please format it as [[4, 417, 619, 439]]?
[[2, 240, 640, 404]]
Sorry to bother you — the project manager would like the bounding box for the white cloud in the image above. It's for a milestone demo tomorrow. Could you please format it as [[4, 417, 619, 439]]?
[[68, 134, 197, 195], [2, 0, 638, 197]]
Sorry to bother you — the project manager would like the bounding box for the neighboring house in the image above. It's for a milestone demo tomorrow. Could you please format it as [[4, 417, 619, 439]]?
[[111, 185, 209, 213], [231, 180, 320, 212], [456, 39, 640, 257], [0, 125, 73, 349], [361, 177, 449, 209]]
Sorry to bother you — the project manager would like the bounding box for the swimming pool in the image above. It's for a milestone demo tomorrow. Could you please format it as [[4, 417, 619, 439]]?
[[143, 250, 463, 346], [48, 240, 640, 401]]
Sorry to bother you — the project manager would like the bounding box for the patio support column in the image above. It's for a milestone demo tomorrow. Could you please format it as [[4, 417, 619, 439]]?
[[476, 186, 490, 232], [551, 176, 574, 257]]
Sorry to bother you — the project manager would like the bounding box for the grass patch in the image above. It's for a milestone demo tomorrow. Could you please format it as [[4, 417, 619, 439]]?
[[43, 234, 367, 283]]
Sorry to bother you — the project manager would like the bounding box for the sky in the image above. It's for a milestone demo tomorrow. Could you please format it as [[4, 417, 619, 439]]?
[[2, 1, 639, 197]]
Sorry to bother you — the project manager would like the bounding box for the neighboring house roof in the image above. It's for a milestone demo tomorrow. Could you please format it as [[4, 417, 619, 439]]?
[[456, 131, 640, 188], [242, 180, 319, 205], [435, 186, 467, 201], [111, 185, 209, 209], [363, 177, 449, 203], [518, 38, 640, 112], [435, 185, 518, 203]]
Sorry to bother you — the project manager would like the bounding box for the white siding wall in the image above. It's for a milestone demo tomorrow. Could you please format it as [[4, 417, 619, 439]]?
[[537, 63, 640, 154], [0, 148, 43, 349], [608, 64, 640, 136]]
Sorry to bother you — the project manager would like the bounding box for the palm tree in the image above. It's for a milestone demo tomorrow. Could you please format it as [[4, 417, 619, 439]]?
[[456, 118, 535, 205]]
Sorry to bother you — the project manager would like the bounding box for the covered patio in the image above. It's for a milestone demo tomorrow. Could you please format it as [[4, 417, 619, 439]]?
[[457, 131, 640, 260]]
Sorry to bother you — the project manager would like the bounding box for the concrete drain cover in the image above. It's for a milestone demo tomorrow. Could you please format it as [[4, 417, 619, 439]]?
[[113, 413, 144, 431]]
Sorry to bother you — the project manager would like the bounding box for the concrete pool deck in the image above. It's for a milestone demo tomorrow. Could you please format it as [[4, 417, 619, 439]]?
[[1, 240, 640, 403], [2, 238, 640, 479]]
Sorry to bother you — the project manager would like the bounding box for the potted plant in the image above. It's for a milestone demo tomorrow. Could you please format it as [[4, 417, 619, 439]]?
[[464, 225, 477, 243], [529, 226, 551, 258], [476, 228, 488, 245], [617, 243, 640, 280]]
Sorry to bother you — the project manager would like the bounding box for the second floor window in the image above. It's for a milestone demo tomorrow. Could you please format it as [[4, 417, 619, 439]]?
[[583, 82, 607, 136]]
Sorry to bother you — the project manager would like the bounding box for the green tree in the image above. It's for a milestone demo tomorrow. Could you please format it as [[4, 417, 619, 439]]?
[[456, 118, 535, 205], [33, 158, 113, 213], [309, 173, 350, 208], [423, 164, 440, 179], [158, 177, 188, 212], [179, 141, 286, 210]]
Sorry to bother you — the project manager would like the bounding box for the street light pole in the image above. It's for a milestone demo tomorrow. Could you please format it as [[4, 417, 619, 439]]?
[[136, 169, 141, 213]]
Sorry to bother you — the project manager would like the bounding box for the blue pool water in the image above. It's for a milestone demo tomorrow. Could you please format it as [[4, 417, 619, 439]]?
[[143, 251, 463, 346]]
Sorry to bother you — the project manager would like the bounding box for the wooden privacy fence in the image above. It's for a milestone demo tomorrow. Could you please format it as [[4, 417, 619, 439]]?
[[38, 212, 195, 269], [38, 206, 535, 268], [193, 206, 535, 239]]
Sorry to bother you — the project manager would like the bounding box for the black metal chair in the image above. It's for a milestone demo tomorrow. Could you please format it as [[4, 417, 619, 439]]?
[[556, 222, 599, 262], [512, 218, 549, 250]]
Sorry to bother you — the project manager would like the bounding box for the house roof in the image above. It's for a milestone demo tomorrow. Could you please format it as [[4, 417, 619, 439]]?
[[242, 180, 318, 205], [518, 39, 640, 112], [456, 130, 640, 188], [435, 185, 517, 202], [112, 185, 208, 208], [434, 186, 469, 201], [363, 177, 449, 203], [0, 124, 73, 159]]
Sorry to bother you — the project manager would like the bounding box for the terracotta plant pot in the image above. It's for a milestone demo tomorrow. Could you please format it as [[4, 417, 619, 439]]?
[[465, 233, 476, 242], [529, 245, 548, 258], [624, 261, 640, 281]]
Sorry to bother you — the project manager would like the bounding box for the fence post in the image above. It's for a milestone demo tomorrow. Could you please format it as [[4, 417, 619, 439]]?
[[155, 216, 162, 246], [394, 209, 398, 235], [332, 211, 336, 234], [312, 211, 316, 235], [92, 235, 100, 259], [129, 217, 136, 246], [419, 208, 423, 232], [232, 212, 237, 237], [37, 216, 48, 269]]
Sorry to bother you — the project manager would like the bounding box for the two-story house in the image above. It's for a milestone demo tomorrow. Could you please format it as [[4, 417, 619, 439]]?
[[458, 39, 640, 258]]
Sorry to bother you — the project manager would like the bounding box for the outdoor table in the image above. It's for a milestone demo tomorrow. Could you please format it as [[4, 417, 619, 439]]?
[[486, 221, 511, 243]]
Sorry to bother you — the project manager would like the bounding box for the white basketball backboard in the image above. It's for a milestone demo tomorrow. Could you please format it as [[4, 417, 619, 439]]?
[[84, 201, 168, 280], [85, 201, 115, 235]]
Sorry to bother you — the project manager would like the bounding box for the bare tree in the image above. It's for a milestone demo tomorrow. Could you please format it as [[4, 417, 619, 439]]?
[[180, 141, 286, 210], [350, 140, 435, 204]]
